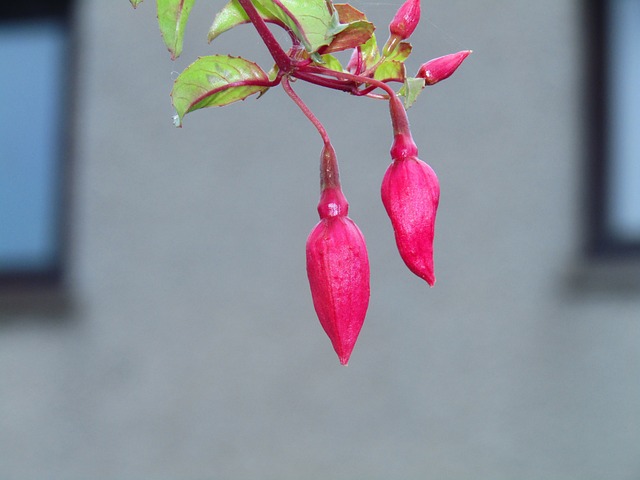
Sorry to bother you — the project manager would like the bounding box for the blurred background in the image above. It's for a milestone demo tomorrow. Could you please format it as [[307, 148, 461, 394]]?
[[1, 0, 639, 478]]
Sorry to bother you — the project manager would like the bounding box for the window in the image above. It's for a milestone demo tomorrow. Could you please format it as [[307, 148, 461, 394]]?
[[587, 0, 640, 257], [0, 1, 73, 289]]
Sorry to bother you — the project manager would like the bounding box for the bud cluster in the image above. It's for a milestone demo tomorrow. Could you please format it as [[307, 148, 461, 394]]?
[[303, 0, 470, 364], [306, 96, 444, 364]]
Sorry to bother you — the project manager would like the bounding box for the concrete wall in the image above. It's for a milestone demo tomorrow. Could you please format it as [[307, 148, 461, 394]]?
[[1, 0, 639, 478]]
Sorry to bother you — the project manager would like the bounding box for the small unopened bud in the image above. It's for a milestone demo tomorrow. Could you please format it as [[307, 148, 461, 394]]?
[[389, 0, 421, 40], [346, 46, 364, 75], [383, 0, 420, 56], [417, 50, 471, 85]]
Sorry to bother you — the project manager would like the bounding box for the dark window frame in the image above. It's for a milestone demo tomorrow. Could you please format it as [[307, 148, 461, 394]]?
[[0, 0, 75, 292], [585, 0, 640, 259]]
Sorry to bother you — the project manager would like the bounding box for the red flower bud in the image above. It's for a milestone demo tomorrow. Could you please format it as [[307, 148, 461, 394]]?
[[381, 132, 440, 286], [346, 46, 364, 75], [306, 186, 370, 365], [389, 0, 421, 40], [417, 50, 471, 86]]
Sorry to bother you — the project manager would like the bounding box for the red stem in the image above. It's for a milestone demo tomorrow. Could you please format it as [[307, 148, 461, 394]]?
[[281, 76, 331, 147], [388, 92, 411, 137], [299, 65, 412, 136], [281, 76, 339, 190], [301, 65, 396, 98], [293, 69, 357, 93], [236, 0, 292, 71]]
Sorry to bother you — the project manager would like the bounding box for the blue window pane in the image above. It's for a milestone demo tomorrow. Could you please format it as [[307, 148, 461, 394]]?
[[607, 0, 640, 241], [0, 20, 67, 274]]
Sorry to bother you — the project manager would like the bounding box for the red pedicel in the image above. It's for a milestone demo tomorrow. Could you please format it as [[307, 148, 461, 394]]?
[[417, 50, 472, 86], [306, 149, 370, 365]]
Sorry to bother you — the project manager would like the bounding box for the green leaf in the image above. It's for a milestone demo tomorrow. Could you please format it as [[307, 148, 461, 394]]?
[[319, 54, 344, 72], [208, 0, 346, 54], [359, 33, 380, 70], [130, 0, 144, 8], [373, 42, 411, 82], [208, 1, 248, 43], [208, 0, 269, 43], [171, 55, 271, 125], [267, 0, 346, 53], [398, 76, 425, 108], [157, 0, 196, 60], [384, 41, 412, 62], [373, 60, 404, 82]]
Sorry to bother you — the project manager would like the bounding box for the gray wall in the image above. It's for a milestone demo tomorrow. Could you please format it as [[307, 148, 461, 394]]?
[[2, 0, 639, 478]]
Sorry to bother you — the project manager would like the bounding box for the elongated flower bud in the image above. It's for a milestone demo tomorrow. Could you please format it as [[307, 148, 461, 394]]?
[[382, 96, 440, 285], [306, 147, 370, 365], [383, 0, 420, 55], [389, 0, 420, 39], [417, 50, 471, 86]]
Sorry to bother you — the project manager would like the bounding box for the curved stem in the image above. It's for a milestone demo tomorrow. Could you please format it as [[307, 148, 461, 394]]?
[[300, 65, 411, 136], [281, 76, 331, 147], [301, 65, 396, 98], [281, 76, 340, 189], [293, 69, 357, 93]]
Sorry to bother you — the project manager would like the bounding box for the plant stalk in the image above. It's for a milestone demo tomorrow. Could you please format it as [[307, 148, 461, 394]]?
[[281, 76, 340, 189], [236, 0, 292, 71]]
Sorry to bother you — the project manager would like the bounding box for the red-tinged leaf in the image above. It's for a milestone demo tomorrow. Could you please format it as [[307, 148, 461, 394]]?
[[171, 55, 271, 125], [385, 41, 412, 62], [373, 60, 405, 83], [319, 3, 374, 53], [334, 3, 366, 22], [157, 0, 196, 60], [371, 41, 411, 81], [320, 19, 374, 53]]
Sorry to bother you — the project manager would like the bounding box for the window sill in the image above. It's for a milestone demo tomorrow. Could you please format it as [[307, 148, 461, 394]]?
[[567, 256, 640, 293]]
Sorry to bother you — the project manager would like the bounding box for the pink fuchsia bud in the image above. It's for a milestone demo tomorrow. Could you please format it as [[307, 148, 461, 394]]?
[[383, 0, 420, 55], [381, 96, 439, 285], [346, 46, 364, 75], [306, 147, 370, 365], [417, 50, 471, 86], [389, 0, 421, 40], [382, 140, 439, 286]]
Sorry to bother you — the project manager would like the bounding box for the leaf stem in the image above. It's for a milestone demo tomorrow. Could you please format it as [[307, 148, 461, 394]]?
[[236, 0, 292, 71]]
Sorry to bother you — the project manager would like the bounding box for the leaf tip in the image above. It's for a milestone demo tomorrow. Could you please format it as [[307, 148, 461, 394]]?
[[169, 46, 180, 61]]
